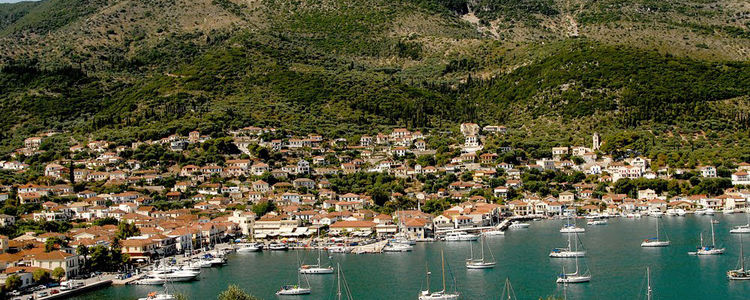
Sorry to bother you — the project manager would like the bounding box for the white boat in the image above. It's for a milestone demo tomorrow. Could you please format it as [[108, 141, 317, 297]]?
[[384, 243, 414, 252], [730, 213, 750, 234], [508, 222, 530, 229], [665, 209, 677, 217], [236, 243, 262, 253], [466, 236, 496, 269], [556, 257, 591, 284], [393, 236, 417, 245], [134, 277, 167, 285], [648, 211, 663, 218], [334, 263, 354, 300], [149, 270, 199, 282], [482, 229, 505, 236], [208, 256, 227, 266], [444, 232, 479, 241], [269, 243, 289, 251], [328, 245, 350, 253], [560, 217, 585, 233], [706, 208, 716, 215], [300, 249, 334, 274], [676, 209, 687, 216], [586, 219, 607, 225], [641, 219, 670, 247], [138, 292, 175, 300], [724, 209, 735, 215], [277, 263, 311, 295], [276, 285, 311, 296], [197, 259, 214, 268], [689, 222, 725, 255], [727, 235, 750, 280], [695, 209, 706, 215], [550, 233, 586, 258], [419, 251, 459, 300]]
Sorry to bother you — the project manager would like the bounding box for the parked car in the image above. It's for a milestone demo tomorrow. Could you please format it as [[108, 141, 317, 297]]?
[[50, 289, 60, 294], [36, 291, 49, 297]]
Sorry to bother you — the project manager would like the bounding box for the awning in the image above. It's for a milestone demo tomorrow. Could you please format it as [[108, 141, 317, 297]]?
[[253, 233, 267, 239]]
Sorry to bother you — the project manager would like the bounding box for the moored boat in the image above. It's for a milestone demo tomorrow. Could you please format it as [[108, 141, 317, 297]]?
[[444, 232, 479, 241], [727, 235, 750, 280]]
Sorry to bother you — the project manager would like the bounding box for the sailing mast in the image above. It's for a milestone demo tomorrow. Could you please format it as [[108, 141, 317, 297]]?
[[711, 221, 717, 247], [646, 267, 652, 300], [441, 251, 447, 293], [337, 263, 342, 300]]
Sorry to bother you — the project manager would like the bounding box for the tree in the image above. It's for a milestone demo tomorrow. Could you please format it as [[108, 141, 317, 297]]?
[[45, 236, 66, 252], [52, 267, 66, 281], [5, 274, 21, 291], [251, 201, 275, 217], [32, 269, 50, 284], [116, 222, 140, 240], [218, 285, 259, 300]]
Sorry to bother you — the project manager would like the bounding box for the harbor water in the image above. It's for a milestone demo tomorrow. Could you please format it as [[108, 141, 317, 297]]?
[[69, 215, 750, 299]]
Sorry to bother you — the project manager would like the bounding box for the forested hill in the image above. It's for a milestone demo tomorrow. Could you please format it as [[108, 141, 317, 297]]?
[[0, 0, 748, 154]]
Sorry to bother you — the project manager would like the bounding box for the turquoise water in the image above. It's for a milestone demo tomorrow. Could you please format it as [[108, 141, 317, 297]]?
[[70, 215, 750, 300]]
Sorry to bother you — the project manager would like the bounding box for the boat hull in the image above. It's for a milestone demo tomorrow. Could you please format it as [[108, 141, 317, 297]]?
[[641, 241, 670, 247], [557, 276, 591, 283]]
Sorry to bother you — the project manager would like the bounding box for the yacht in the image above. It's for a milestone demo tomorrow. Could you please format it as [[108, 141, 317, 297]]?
[[641, 219, 670, 247], [236, 243, 262, 253], [706, 208, 716, 215], [586, 219, 608, 225], [466, 236, 496, 269], [727, 235, 750, 280], [556, 257, 591, 284], [419, 251, 459, 300], [383, 243, 414, 252], [269, 242, 289, 251], [676, 209, 687, 216], [334, 263, 354, 300], [560, 217, 585, 233], [393, 235, 417, 245], [482, 228, 505, 236], [149, 270, 199, 282], [550, 233, 586, 258], [508, 222, 530, 229], [300, 249, 334, 274], [134, 277, 167, 285], [695, 209, 706, 215], [730, 213, 750, 234], [444, 232, 479, 241], [665, 209, 677, 217], [689, 221, 725, 255], [138, 292, 175, 300]]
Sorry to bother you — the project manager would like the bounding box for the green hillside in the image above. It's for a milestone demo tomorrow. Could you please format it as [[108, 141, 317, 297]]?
[[0, 0, 748, 157]]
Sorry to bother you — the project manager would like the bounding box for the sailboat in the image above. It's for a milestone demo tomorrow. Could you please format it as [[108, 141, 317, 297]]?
[[730, 212, 750, 234], [727, 235, 750, 280], [550, 233, 586, 258], [466, 235, 496, 269], [300, 249, 334, 274], [138, 268, 176, 300], [689, 221, 725, 255], [556, 256, 591, 284], [419, 251, 459, 300], [641, 219, 670, 247], [276, 273, 311, 295], [500, 278, 517, 300], [560, 216, 585, 233]]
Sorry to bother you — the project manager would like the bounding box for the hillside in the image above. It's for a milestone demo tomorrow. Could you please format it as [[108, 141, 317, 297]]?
[[0, 0, 748, 157]]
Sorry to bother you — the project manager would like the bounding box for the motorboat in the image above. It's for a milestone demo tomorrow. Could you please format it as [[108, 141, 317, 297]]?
[[482, 228, 505, 236], [383, 243, 414, 252], [550, 233, 586, 258], [134, 277, 167, 285], [328, 245, 350, 253], [299, 250, 334, 274], [695, 209, 706, 215], [138, 292, 175, 300], [676, 209, 687, 216], [236, 243, 262, 253], [269, 243, 289, 251], [586, 219, 607, 225], [508, 222, 530, 229], [706, 209, 716, 215], [444, 232, 479, 241], [641, 220, 670, 247]]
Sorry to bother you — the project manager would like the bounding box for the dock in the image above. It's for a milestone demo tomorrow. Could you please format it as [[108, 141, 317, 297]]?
[[351, 240, 388, 254], [37, 280, 112, 300]]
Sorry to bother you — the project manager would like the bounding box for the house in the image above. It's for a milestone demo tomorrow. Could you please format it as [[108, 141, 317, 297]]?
[[328, 221, 376, 236], [121, 238, 158, 263], [29, 250, 83, 279], [252, 180, 270, 193], [732, 171, 750, 185], [700, 166, 717, 178]]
